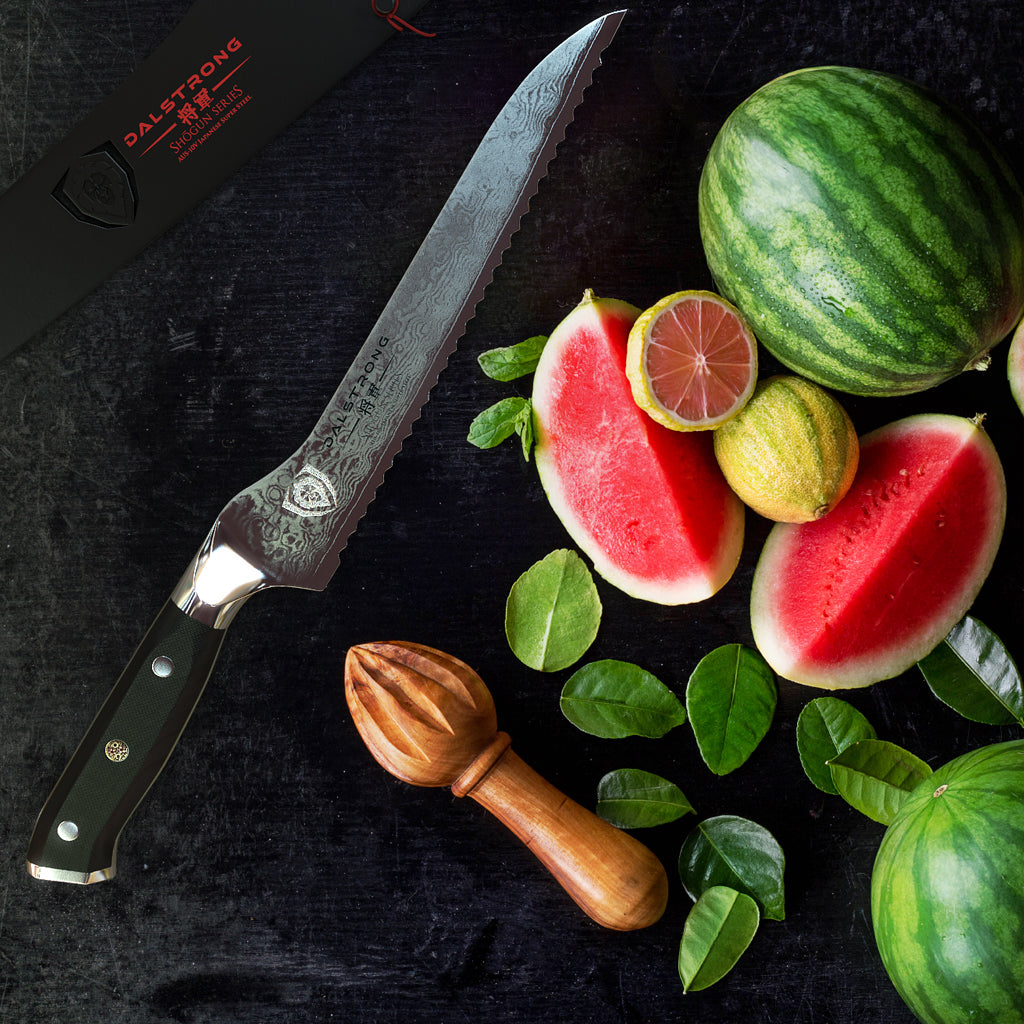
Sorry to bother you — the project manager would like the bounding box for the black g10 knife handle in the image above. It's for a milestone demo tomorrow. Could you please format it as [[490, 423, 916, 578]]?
[[26, 602, 226, 884]]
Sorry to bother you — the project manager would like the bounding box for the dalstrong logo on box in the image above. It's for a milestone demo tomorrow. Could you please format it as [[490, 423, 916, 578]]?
[[53, 144, 137, 228], [123, 36, 244, 150]]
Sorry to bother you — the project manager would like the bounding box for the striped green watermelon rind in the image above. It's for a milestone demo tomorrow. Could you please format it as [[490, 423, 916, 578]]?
[[698, 66, 1024, 397], [532, 291, 745, 605], [750, 413, 1005, 688], [871, 739, 1024, 1024]]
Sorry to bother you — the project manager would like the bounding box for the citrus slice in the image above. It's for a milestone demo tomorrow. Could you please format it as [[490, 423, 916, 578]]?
[[626, 290, 758, 431]]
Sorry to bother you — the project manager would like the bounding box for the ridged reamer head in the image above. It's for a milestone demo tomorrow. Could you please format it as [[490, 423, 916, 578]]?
[[344, 642, 498, 787]]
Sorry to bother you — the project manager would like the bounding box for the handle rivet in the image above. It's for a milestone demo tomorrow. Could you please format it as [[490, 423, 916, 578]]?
[[57, 820, 79, 842], [152, 655, 175, 678], [105, 739, 130, 763]]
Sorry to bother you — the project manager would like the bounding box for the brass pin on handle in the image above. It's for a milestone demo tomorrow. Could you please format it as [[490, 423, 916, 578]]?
[[344, 641, 669, 931]]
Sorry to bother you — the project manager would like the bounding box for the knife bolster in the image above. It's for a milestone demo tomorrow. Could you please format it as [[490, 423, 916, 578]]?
[[172, 521, 269, 628]]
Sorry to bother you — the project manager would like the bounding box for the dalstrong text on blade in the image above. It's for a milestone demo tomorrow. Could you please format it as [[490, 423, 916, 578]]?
[[322, 335, 396, 450]]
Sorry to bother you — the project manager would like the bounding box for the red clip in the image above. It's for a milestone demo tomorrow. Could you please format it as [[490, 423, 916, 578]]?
[[371, 1, 436, 37]]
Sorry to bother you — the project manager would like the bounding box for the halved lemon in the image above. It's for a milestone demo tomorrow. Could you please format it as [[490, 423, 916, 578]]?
[[626, 290, 758, 431]]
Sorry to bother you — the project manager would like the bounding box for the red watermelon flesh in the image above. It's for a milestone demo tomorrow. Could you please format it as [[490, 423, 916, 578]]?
[[751, 414, 1006, 688], [533, 291, 744, 604]]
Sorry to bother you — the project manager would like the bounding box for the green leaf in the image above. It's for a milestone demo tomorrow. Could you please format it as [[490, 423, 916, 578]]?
[[796, 697, 878, 795], [686, 645, 777, 775], [477, 335, 547, 380], [467, 397, 531, 449], [515, 401, 534, 461], [505, 550, 601, 672], [467, 397, 534, 459], [678, 887, 760, 993], [596, 769, 694, 828], [919, 615, 1024, 727], [678, 815, 786, 921], [828, 739, 932, 825], [560, 660, 685, 738]]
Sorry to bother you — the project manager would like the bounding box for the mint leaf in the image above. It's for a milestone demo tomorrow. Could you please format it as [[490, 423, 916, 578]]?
[[515, 400, 534, 461], [467, 397, 530, 450], [468, 397, 534, 459], [477, 335, 547, 380]]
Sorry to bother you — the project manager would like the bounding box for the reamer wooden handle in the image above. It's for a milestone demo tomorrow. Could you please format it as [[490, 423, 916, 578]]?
[[452, 732, 669, 931]]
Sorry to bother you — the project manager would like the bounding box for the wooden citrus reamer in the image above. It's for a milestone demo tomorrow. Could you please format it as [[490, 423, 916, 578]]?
[[344, 641, 669, 931]]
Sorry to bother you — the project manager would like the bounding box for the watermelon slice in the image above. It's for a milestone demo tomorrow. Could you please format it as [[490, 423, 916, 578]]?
[[532, 291, 745, 604], [751, 414, 1006, 688]]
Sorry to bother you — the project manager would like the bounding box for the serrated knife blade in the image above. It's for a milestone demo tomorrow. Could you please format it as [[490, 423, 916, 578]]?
[[26, 10, 626, 884]]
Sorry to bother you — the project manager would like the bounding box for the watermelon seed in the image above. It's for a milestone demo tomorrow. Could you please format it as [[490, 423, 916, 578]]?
[[933, 784, 948, 798]]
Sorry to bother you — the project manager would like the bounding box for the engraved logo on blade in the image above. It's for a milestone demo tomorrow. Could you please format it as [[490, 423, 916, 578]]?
[[283, 465, 338, 518]]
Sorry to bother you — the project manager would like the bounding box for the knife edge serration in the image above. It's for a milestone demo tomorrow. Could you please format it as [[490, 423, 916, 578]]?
[[200, 12, 626, 597]]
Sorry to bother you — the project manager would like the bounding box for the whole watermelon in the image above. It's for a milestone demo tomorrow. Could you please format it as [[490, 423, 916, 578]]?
[[871, 740, 1024, 1023], [699, 67, 1024, 397]]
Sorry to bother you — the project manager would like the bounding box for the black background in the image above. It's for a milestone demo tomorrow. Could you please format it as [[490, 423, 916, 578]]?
[[2, 1, 1023, 1021]]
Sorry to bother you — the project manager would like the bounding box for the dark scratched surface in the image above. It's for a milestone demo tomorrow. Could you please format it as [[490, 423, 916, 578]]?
[[1, 1, 1023, 1021]]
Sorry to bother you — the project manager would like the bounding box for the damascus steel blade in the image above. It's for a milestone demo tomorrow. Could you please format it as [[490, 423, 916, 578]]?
[[187, 11, 625, 603]]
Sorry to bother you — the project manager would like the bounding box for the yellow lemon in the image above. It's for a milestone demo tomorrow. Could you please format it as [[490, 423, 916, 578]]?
[[713, 375, 859, 522]]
